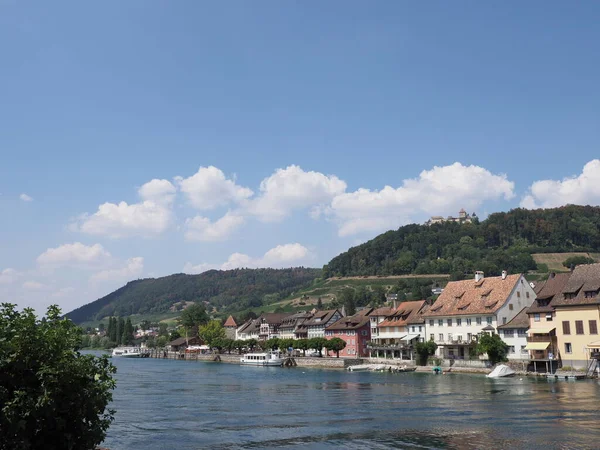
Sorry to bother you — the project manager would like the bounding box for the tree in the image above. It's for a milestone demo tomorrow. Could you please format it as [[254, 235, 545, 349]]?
[[234, 340, 246, 354], [139, 320, 151, 331], [415, 340, 438, 365], [116, 317, 125, 346], [339, 288, 356, 316], [308, 337, 328, 357], [158, 322, 169, 337], [98, 322, 105, 333], [122, 318, 134, 345], [246, 338, 258, 351], [316, 297, 323, 309], [222, 338, 235, 354], [265, 338, 280, 351], [295, 339, 309, 356], [563, 255, 595, 268], [169, 329, 181, 341], [199, 320, 226, 348], [145, 336, 156, 349], [325, 337, 347, 357], [157, 336, 168, 348], [477, 333, 509, 365], [0, 303, 116, 450], [178, 303, 209, 335]]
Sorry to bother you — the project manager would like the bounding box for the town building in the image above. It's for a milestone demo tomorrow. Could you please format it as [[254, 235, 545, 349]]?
[[224, 315, 237, 340], [497, 307, 529, 360], [368, 306, 396, 343], [369, 300, 428, 360], [551, 264, 600, 369], [525, 272, 570, 370], [257, 313, 289, 341], [169, 336, 202, 352], [235, 319, 260, 341], [278, 311, 313, 339], [424, 271, 536, 359], [325, 313, 371, 357], [303, 309, 342, 339]]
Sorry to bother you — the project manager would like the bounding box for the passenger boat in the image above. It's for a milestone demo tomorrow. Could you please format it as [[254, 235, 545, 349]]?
[[111, 346, 142, 358], [240, 350, 284, 366]]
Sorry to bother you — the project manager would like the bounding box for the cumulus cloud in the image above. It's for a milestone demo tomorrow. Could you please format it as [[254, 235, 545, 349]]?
[[246, 165, 347, 222], [520, 159, 600, 209], [0, 268, 20, 285], [183, 243, 311, 274], [330, 162, 515, 236], [90, 257, 144, 283], [19, 193, 33, 202], [184, 212, 245, 242], [72, 178, 175, 238], [37, 242, 111, 267], [177, 166, 253, 210]]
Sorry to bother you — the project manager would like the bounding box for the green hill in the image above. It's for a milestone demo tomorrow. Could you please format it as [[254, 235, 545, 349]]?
[[324, 205, 600, 279], [67, 267, 321, 324]]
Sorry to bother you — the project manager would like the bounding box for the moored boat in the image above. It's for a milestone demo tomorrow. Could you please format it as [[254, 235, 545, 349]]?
[[487, 364, 516, 378], [112, 346, 142, 358], [240, 350, 284, 366]]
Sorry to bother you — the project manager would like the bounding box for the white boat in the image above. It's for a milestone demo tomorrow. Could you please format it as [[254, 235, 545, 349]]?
[[112, 346, 142, 358], [347, 364, 371, 372], [240, 351, 284, 366], [487, 364, 516, 378]]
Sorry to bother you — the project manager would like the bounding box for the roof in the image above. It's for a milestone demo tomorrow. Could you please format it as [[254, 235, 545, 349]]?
[[498, 307, 529, 329], [169, 336, 200, 346], [553, 264, 600, 307], [378, 301, 427, 328], [326, 314, 370, 331], [224, 315, 237, 327], [260, 313, 289, 325], [527, 273, 571, 314], [369, 306, 396, 317], [423, 274, 522, 317], [279, 312, 313, 329], [303, 310, 340, 327]]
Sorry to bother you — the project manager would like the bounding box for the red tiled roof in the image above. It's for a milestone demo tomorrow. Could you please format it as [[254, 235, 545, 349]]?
[[423, 274, 522, 317], [224, 315, 237, 327], [378, 300, 427, 328]]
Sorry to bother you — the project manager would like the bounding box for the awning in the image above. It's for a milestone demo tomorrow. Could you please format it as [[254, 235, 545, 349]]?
[[403, 333, 420, 341], [587, 340, 600, 349], [527, 326, 555, 335], [524, 342, 550, 350]]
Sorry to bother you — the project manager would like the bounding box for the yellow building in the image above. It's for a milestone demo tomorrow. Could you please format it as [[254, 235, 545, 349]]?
[[549, 264, 600, 369]]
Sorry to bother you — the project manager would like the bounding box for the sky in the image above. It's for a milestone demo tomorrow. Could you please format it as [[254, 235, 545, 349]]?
[[1, 1, 599, 314]]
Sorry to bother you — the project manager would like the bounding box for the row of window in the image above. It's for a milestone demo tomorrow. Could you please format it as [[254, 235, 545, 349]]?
[[432, 333, 475, 342], [500, 329, 528, 338], [429, 317, 493, 327], [562, 320, 598, 335], [325, 330, 369, 337]]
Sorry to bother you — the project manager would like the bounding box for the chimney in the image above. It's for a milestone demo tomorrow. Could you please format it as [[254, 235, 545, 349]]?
[[475, 271, 484, 282], [393, 299, 398, 309], [501, 270, 507, 280], [550, 272, 556, 279]]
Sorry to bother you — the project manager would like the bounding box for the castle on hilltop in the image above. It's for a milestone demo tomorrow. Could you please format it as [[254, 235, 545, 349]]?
[[425, 209, 477, 226]]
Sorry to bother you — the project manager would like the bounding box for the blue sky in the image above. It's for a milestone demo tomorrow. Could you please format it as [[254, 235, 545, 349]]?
[[1, 1, 599, 313]]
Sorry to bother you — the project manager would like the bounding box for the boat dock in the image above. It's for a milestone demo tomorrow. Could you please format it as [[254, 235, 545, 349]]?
[[545, 372, 587, 380]]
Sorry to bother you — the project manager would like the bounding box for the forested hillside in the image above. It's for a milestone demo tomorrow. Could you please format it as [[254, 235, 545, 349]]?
[[67, 268, 321, 324], [323, 205, 600, 278]]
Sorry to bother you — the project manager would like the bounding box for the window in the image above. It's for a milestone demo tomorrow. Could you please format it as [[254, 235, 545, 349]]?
[[504, 329, 515, 338], [518, 329, 527, 337], [438, 333, 444, 342], [476, 317, 482, 325], [457, 318, 462, 326], [419, 326, 422, 332], [412, 326, 416, 332], [517, 291, 521, 298], [534, 314, 540, 322], [438, 319, 443, 326], [448, 333, 453, 342], [486, 317, 493, 325], [430, 334, 435, 341], [466, 318, 472, 325], [429, 320, 434, 326], [502, 317, 507, 325], [351, 339, 355, 345], [565, 343, 572, 354], [590, 320, 598, 335], [508, 346, 515, 354], [521, 345, 528, 354], [457, 335, 463, 342], [467, 333, 472, 341], [575, 320, 584, 335], [526, 292, 530, 298], [546, 313, 553, 322], [447, 319, 453, 327], [509, 304, 514, 311], [361, 330, 368, 336], [562, 321, 571, 335]]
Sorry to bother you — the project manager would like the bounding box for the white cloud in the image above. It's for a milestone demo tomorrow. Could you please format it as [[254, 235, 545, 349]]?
[[138, 179, 176, 205], [90, 257, 144, 283], [22, 280, 47, 291], [183, 243, 312, 274], [246, 165, 347, 222], [20, 193, 33, 202], [37, 242, 111, 267], [520, 159, 600, 209], [0, 268, 20, 285], [184, 212, 245, 242], [330, 162, 515, 236], [177, 166, 253, 210]]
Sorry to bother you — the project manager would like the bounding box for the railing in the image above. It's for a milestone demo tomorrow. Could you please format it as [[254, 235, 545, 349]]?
[[527, 336, 552, 343], [367, 343, 410, 350]]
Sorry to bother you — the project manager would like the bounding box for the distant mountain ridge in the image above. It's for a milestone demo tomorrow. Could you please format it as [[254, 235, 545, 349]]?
[[67, 267, 321, 324], [323, 205, 600, 278]]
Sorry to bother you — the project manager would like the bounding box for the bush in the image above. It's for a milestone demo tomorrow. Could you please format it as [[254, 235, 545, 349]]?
[[0, 303, 116, 450], [563, 256, 595, 268]]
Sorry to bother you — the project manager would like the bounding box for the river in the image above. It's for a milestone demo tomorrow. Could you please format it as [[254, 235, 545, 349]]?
[[101, 355, 600, 449]]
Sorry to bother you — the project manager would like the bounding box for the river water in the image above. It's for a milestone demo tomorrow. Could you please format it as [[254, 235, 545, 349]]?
[[102, 355, 600, 449]]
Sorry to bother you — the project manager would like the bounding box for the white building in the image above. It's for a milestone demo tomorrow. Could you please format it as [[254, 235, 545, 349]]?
[[303, 310, 342, 338], [424, 271, 536, 359], [497, 307, 530, 360]]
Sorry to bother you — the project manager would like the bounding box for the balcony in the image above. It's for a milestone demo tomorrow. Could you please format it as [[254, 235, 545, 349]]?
[[367, 342, 411, 350], [527, 336, 552, 343]]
